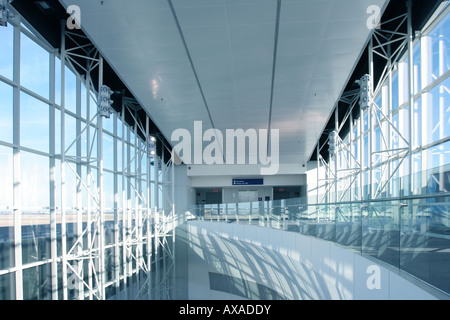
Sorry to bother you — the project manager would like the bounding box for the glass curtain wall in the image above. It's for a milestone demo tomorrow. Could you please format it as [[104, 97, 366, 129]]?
[[0, 12, 166, 300], [306, 6, 450, 206], [310, 5, 450, 294]]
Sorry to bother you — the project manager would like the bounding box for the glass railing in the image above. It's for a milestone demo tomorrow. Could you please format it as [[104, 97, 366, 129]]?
[[187, 168, 450, 296]]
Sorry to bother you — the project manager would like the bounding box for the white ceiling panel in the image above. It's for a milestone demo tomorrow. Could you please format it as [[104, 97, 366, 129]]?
[[175, 6, 228, 28], [182, 26, 230, 45], [225, 2, 277, 25], [281, 1, 335, 23], [60, 0, 388, 167], [124, 9, 175, 31]]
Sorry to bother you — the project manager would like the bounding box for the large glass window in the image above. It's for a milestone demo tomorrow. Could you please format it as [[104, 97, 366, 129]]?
[[430, 13, 450, 79], [64, 66, 77, 114], [20, 151, 49, 209], [0, 14, 157, 300], [55, 57, 62, 106], [104, 171, 114, 211], [308, 7, 450, 296], [391, 71, 399, 111], [412, 97, 422, 146], [20, 92, 49, 153], [0, 146, 13, 208], [428, 76, 450, 143], [20, 32, 49, 99], [0, 23, 13, 80], [23, 264, 51, 300], [64, 113, 77, 157], [0, 81, 13, 144], [80, 82, 87, 120], [103, 133, 114, 171], [413, 41, 421, 94], [0, 274, 14, 300], [0, 146, 14, 277]]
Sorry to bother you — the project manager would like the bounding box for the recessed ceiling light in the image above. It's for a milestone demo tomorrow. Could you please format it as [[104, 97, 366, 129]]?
[[36, 1, 50, 9], [35, 1, 54, 14]]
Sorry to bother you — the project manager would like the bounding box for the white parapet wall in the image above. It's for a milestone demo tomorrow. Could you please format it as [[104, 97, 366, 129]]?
[[175, 221, 447, 300]]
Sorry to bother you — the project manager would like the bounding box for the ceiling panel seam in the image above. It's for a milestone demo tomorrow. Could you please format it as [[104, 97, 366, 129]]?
[[167, 0, 227, 162], [267, 0, 282, 152], [167, 0, 216, 131]]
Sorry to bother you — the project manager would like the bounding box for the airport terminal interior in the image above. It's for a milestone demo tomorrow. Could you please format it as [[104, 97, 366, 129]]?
[[0, 0, 449, 300]]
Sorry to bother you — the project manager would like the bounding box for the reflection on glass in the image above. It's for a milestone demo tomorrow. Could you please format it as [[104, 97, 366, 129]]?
[[188, 165, 450, 294], [400, 196, 450, 293], [362, 201, 400, 267], [392, 71, 399, 111], [0, 223, 14, 271], [0, 273, 14, 300], [430, 13, 450, 78], [429, 77, 450, 143], [22, 223, 50, 265], [413, 41, 421, 94], [23, 264, 51, 300], [336, 203, 361, 249]]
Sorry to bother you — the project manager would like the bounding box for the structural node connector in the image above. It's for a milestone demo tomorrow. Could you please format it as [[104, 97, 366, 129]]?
[[359, 74, 372, 111], [99, 85, 114, 118], [148, 135, 156, 158], [0, 0, 14, 27], [328, 130, 338, 157]]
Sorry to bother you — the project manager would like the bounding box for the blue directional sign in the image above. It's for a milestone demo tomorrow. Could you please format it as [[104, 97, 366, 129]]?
[[232, 179, 264, 186]]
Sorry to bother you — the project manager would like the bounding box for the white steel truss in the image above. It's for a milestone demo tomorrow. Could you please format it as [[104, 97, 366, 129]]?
[[316, 0, 415, 206], [316, 90, 362, 209], [59, 23, 106, 300], [367, 2, 411, 200], [57, 23, 177, 300]]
